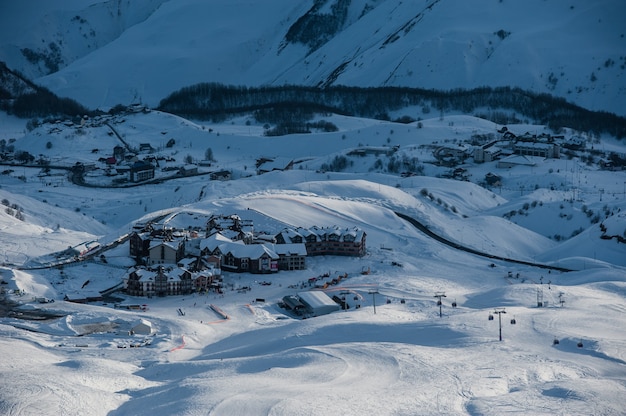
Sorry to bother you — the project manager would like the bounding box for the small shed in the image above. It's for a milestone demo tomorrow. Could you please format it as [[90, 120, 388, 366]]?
[[131, 319, 153, 335], [297, 291, 340, 316], [179, 164, 198, 176]]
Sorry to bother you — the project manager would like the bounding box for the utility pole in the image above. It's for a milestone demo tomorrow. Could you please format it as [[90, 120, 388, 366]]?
[[369, 290, 379, 314], [434, 292, 446, 318], [492, 308, 506, 341]]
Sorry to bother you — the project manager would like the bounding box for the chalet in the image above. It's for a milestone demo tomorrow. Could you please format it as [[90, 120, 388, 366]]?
[[513, 142, 560, 159], [485, 172, 502, 186], [222, 244, 279, 274], [200, 232, 240, 257], [286, 226, 367, 257], [253, 232, 277, 244], [275, 228, 304, 244], [206, 214, 254, 243], [179, 164, 198, 176], [256, 157, 294, 174], [124, 266, 194, 297], [270, 243, 307, 270], [148, 239, 185, 265], [191, 257, 223, 292], [64, 293, 87, 304], [210, 170, 231, 181], [63, 291, 103, 304], [139, 143, 154, 152], [433, 146, 469, 166], [502, 131, 517, 140], [563, 136, 586, 150], [129, 160, 155, 182], [473, 145, 504, 163], [129, 231, 151, 257]]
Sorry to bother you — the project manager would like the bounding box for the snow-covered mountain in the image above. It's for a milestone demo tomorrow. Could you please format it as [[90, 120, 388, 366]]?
[[1, 0, 625, 115], [1, 2, 626, 414]]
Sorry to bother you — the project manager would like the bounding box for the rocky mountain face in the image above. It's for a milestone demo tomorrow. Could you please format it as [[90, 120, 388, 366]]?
[[0, 0, 624, 115]]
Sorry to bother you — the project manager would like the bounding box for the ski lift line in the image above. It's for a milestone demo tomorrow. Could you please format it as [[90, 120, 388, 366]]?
[[395, 211, 574, 273]]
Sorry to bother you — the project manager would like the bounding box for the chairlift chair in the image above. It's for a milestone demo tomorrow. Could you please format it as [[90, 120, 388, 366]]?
[[488, 314, 494, 320]]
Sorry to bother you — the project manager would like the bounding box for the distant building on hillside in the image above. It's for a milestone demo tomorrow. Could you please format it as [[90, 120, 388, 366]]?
[[210, 170, 231, 181], [256, 157, 294, 174], [129, 160, 155, 182], [513, 142, 560, 159]]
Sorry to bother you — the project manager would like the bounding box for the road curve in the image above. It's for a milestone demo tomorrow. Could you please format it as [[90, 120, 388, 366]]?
[[394, 211, 573, 272]]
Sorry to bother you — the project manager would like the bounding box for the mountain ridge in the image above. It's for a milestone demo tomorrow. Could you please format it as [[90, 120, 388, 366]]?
[[0, 0, 624, 115]]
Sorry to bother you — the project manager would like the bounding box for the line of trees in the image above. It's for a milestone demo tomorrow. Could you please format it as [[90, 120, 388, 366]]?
[[8, 89, 90, 118], [158, 83, 626, 139], [0, 62, 89, 118]]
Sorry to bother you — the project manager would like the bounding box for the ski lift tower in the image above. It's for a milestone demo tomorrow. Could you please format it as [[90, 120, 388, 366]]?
[[434, 292, 446, 318], [492, 308, 507, 341], [369, 289, 379, 314]]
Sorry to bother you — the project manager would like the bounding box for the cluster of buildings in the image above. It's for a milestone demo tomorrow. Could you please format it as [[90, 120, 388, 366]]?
[[123, 214, 366, 297], [474, 129, 565, 166], [433, 128, 568, 168]]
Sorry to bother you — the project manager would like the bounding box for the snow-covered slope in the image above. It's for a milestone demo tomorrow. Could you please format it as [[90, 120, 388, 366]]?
[[0, 108, 625, 415], [1, 0, 624, 115]]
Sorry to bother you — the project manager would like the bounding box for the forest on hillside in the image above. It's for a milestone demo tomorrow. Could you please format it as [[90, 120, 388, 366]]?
[[158, 83, 626, 139]]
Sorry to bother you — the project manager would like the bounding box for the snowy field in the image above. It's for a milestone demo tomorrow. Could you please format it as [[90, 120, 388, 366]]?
[[0, 111, 625, 415]]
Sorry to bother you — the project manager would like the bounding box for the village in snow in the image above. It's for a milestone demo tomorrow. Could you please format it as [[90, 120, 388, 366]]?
[[0, 104, 625, 415]]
